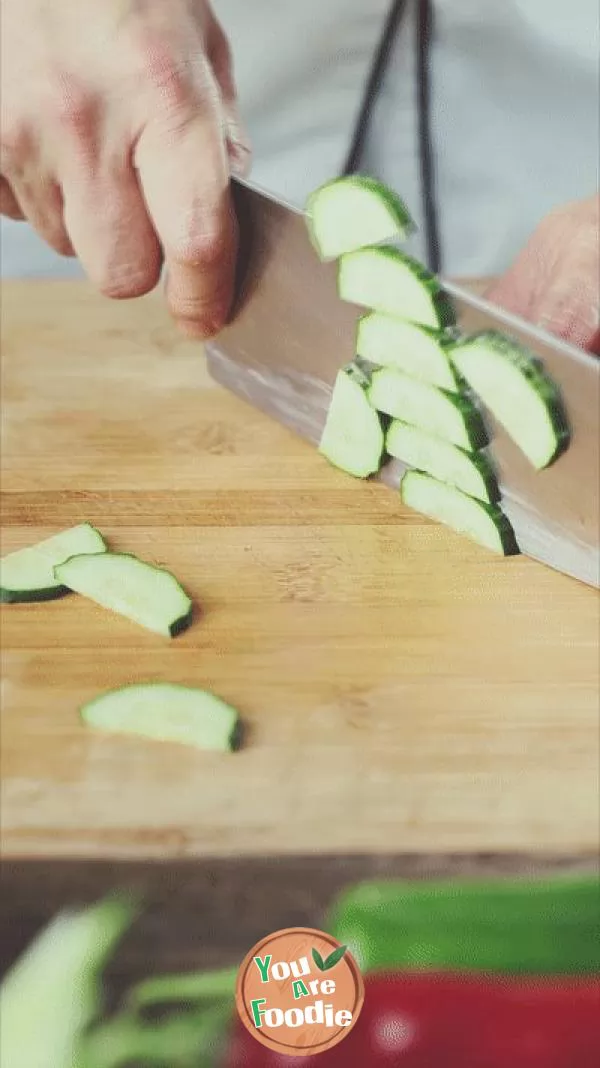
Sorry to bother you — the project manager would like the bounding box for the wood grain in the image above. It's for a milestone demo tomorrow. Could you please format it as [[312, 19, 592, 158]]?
[[1, 282, 599, 859]]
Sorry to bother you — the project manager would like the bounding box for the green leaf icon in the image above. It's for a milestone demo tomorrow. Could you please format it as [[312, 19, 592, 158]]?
[[311, 948, 326, 972], [323, 945, 348, 971]]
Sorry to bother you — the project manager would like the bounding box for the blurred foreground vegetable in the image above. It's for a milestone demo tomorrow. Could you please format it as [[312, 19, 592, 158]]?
[[225, 970, 600, 1067]]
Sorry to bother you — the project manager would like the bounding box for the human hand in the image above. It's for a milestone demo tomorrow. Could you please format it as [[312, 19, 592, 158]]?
[[486, 195, 600, 355], [0, 0, 250, 337]]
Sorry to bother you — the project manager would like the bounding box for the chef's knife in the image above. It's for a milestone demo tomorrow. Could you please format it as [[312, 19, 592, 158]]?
[[205, 178, 600, 588]]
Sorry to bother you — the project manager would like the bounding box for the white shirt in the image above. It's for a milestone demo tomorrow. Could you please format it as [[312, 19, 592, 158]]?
[[2, 0, 598, 278]]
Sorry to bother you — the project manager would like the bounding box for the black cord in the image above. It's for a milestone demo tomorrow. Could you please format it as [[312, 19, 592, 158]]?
[[341, 0, 410, 176], [415, 0, 442, 272]]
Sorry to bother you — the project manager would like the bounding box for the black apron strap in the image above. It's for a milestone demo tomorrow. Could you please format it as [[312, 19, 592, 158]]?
[[341, 0, 442, 274]]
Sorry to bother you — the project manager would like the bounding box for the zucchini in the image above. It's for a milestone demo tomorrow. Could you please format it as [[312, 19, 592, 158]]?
[[356, 312, 460, 391], [128, 967, 237, 1011], [80, 683, 241, 752], [319, 363, 385, 478], [305, 176, 415, 261], [0, 523, 106, 604], [338, 246, 456, 330], [387, 420, 500, 504], [369, 367, 488, 450], [0, 897, 133, 1068], [450, 330, 570, 469], [401, 470, 519, 555], [54, 552, 192, 638]]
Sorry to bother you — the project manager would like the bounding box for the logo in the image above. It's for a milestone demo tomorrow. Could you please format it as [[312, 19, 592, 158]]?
[[235, 926, 364, 1058]]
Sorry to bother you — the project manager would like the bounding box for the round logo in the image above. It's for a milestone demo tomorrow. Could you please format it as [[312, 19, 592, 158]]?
[[235, 926, 364, 1058]]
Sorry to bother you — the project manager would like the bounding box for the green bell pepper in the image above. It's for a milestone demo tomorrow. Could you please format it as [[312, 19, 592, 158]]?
[[326, 874, 600, 976]]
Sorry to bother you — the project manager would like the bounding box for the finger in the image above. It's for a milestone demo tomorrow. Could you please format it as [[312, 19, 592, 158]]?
[[206, 17, 252, 177], [61, 154, 162, 298], [0, 177, 24, 219], [486, 199, 600, 353], [134, 53, 237, 337], [2, 170, 74, 255]]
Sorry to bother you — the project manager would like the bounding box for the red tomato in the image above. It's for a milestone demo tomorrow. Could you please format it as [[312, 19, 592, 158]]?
[[223, 972, 600, 1067]]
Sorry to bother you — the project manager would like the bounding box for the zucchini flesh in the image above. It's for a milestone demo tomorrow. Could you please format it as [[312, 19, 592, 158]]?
[[319, 364, 385, 478], [54, 552, 192, 638], [357, 312, 460, 391], [338, 246, 455, 330], [0, 898, 133, 1068], [305, 176, 414, 260], [0, 523, 106, 604], [401, 470, 519, 555], [450, 330, 570, 469], [387, 420, 500, 503], [80, 683, 241, 751], [369, 367, 488, 450]]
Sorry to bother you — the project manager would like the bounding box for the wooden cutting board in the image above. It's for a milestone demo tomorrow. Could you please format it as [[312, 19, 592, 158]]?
[[1, 281, 598, 860]]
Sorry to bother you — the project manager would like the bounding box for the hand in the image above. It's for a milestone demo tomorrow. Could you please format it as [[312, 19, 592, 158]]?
[[486, 194, 600, 355], [0, 0, 250, 338]]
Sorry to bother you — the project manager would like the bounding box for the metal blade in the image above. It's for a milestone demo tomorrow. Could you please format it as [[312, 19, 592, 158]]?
[[206, 178, 600, 587]]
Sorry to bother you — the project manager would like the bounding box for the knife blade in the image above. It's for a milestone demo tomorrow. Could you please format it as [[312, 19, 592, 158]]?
[[206, 177, 600, 587]]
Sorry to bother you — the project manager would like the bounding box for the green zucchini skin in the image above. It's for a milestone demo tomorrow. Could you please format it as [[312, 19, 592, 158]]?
[[338, 245, 457, 330], [54, 552, 194, 639], [401, 470, 519, 556], [0, 522, 107, 604], [80, 682, 241, 752], [386, 420, 501, 504], [368, 368, 489, 451], [450, 330, 571, 469], [319, 363, 386, 479], [305, 175, 415, 260], [0, 584, 71, 605]]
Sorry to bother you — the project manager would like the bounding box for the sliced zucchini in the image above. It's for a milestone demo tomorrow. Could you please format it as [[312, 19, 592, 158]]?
[[319, 363, 385, 478], [356, 312, 460, 391], [0, 523, 106, 604], [54, 552, 192, 638], [387, 421, 500, 503], [401, 470, 519, 555], [0, 897, 133, 1068], [305, 176, 415, 260], [81, 683, 241, 752], [338, 246, 455, 330], [368, 367, 488, 450], [450, 331, 570, 469]]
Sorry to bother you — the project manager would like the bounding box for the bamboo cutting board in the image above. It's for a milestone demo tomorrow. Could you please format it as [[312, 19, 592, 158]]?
[[1, 281, 598, 860]]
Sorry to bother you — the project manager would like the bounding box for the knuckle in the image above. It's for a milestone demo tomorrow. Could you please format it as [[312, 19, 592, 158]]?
[[0, 121, 29, 168], [172, 225, 226, 269], [98, 265, 158, 300], [50, 81, 96, 137]]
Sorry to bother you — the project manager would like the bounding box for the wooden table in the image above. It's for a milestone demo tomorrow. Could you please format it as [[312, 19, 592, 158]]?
[[2, 282, 599, 864]]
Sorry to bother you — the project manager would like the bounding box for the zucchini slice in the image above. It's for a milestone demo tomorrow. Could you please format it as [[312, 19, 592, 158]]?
[[54, 552, 193, 638], [338, 246, 455, 330], [387, 420, 500, 503], [0, 523, 106, 604], [0, 897, 133, 1068], [357, 311, 460, 391], [368, 367, 488, 450], [319, 363, 385, 478], [305, 176, 415, 261], [81, 683, 241, 752], [450, 330, 570, 469], [401, 470, 519, 555]]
